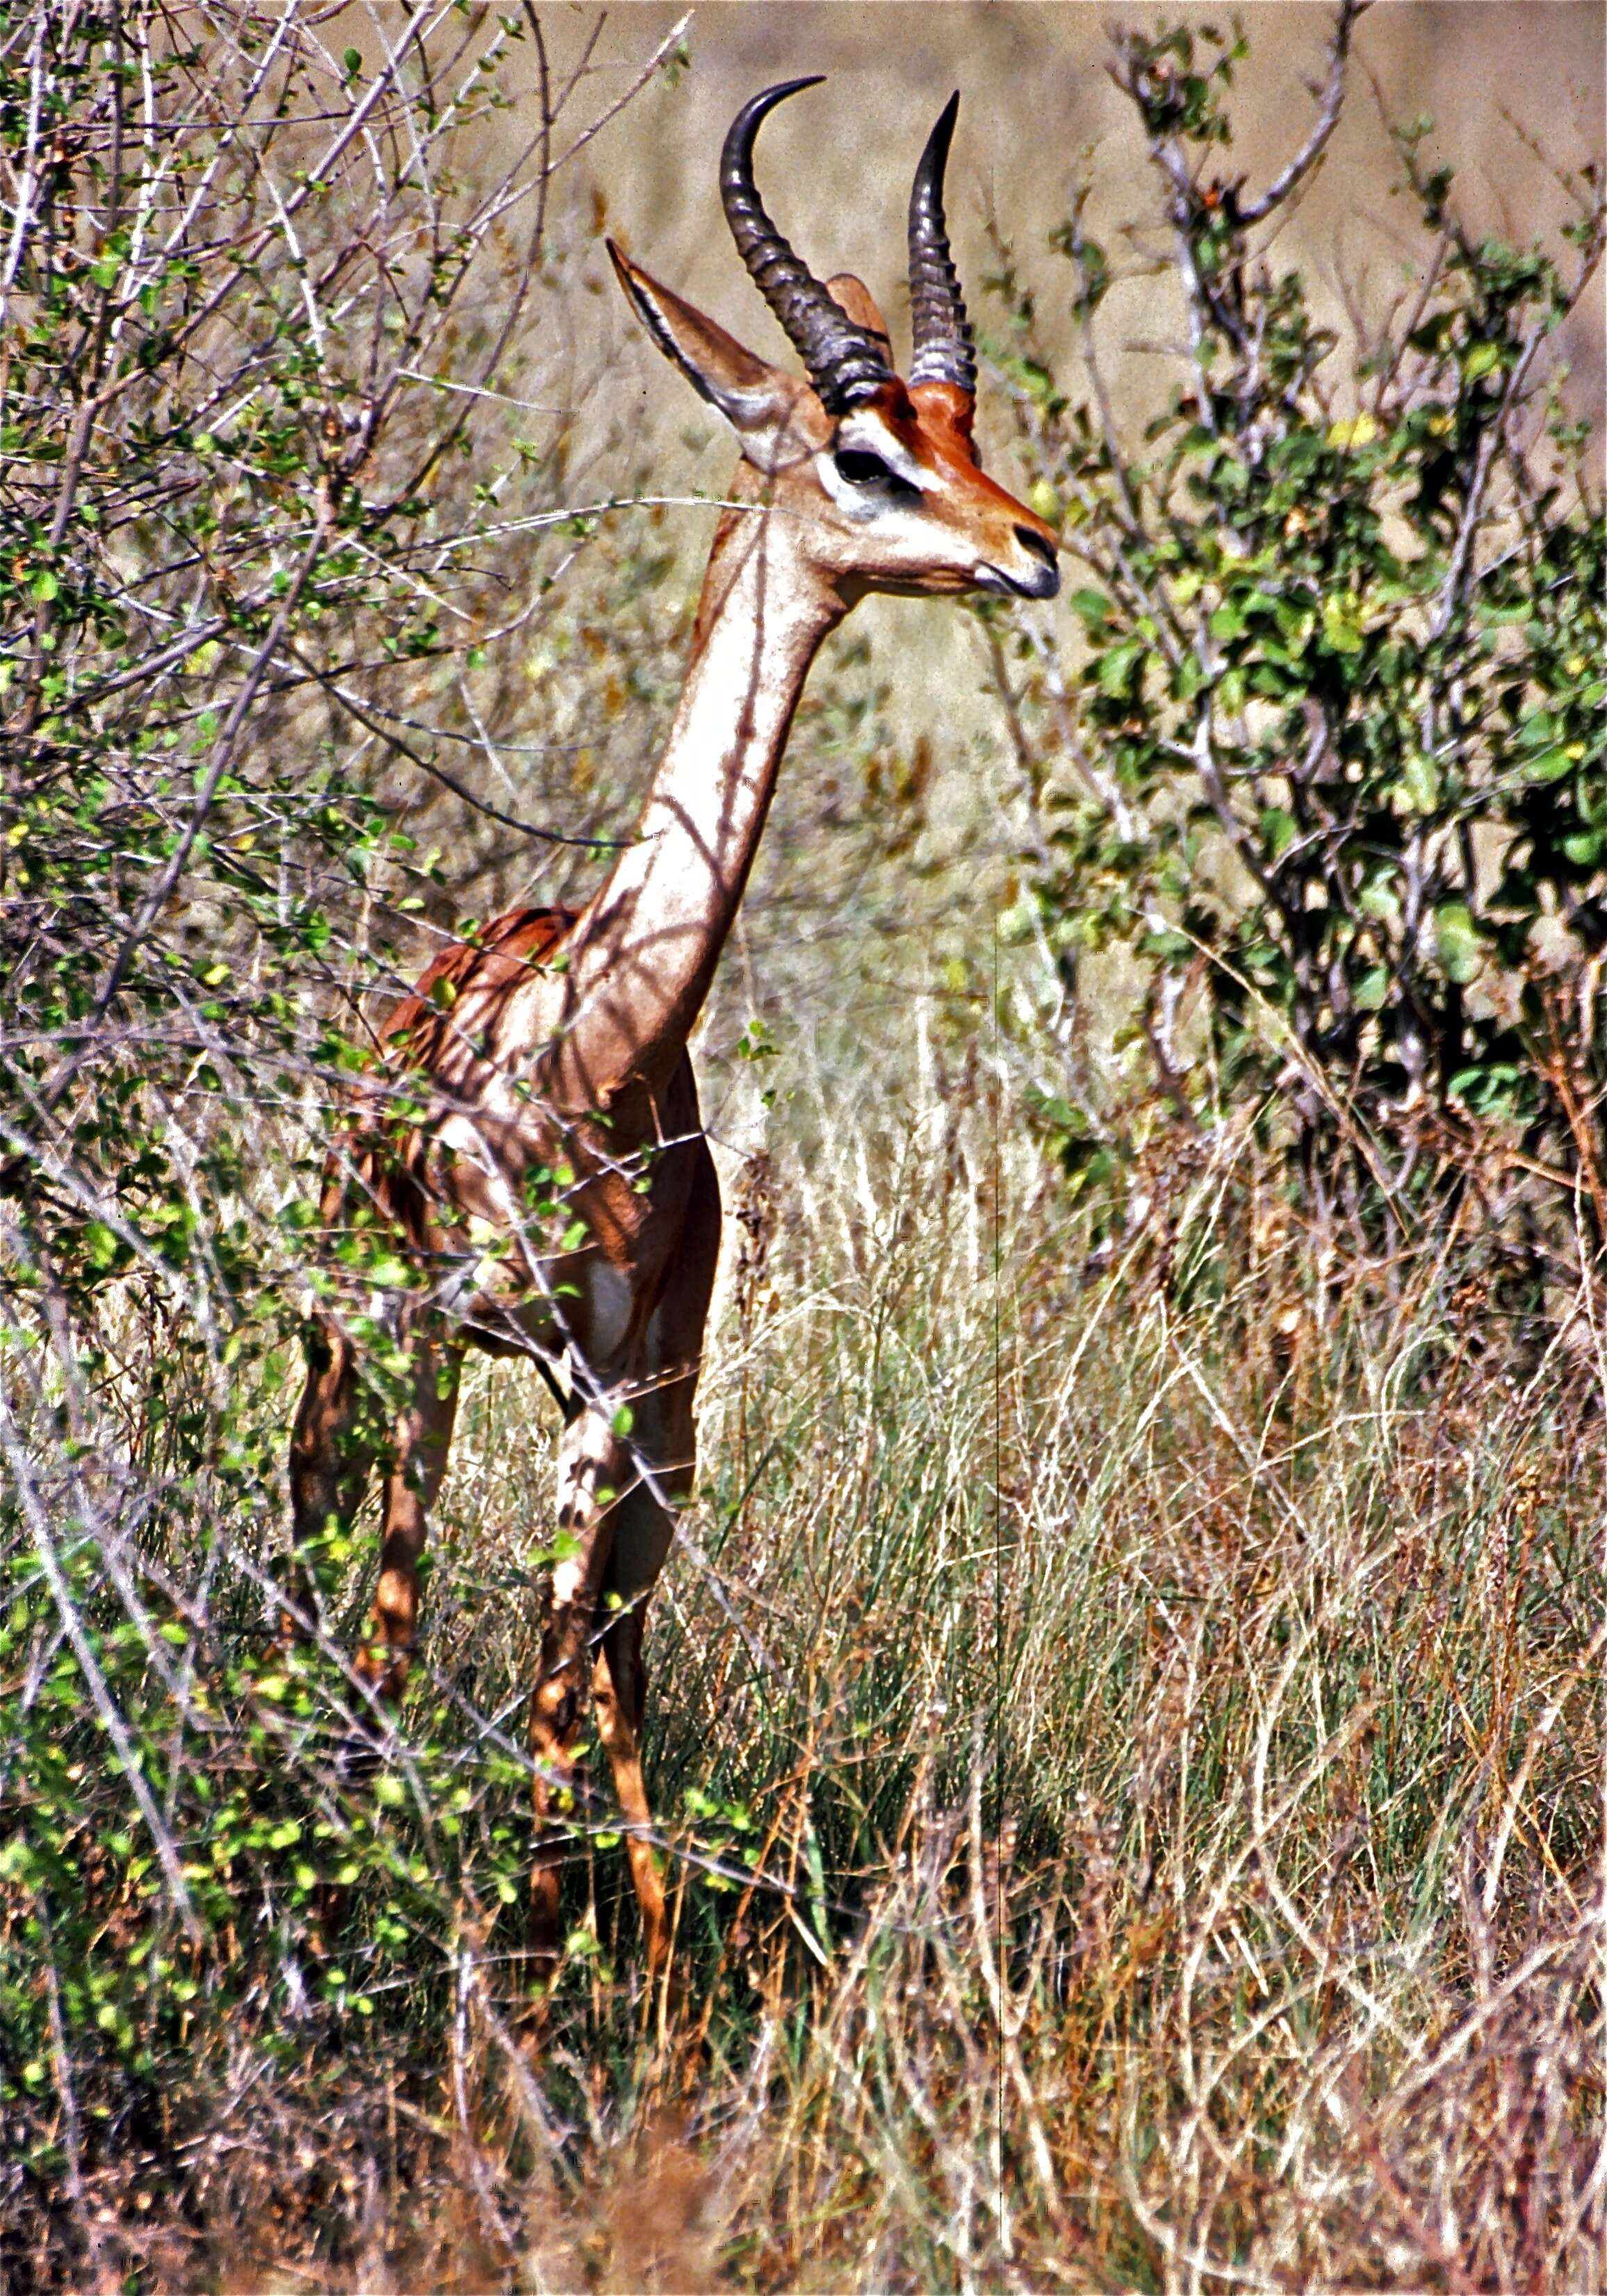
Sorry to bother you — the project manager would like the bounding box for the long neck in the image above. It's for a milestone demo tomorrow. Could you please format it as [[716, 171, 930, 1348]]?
[[547, 489, 843, 1109]]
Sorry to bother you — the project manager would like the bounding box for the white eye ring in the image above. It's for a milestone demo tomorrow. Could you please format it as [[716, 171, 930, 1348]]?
[[820, 440, 927, 516], [835, 448, 895, 486]]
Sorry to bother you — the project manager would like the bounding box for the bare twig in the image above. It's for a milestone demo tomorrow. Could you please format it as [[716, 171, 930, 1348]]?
[[1239, 1, 1371, 225]]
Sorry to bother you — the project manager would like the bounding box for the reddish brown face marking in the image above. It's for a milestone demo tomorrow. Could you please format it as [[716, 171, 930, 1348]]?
[[892, 386, 1057, 551], [908, 378, 977, 452]]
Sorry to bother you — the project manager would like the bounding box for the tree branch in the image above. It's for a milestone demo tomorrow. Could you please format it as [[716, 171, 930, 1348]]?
[[1239, 1, 1370, 226]]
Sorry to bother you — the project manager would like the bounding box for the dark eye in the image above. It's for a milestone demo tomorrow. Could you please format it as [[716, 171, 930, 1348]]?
[[835, 448, 894, 486]]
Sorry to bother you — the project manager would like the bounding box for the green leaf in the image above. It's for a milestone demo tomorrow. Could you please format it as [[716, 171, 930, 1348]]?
[[1260, 807, 1296, 859], [83, 1220, 122, 1271], [1401, 752, 1439, 812], [1141, 924, 1194, 963], [801, 1820, 832, 1961], [1433, 901, 1483, 984], [1098, 640, 1144, 698], [1320, 597, 1365, 655], [1523, 747, 1574, 783], [1449, 1061, 1523, 1114]]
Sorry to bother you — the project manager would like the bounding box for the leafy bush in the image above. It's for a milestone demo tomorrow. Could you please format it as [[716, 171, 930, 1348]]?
[[984, 4, 1606, 1276], [0, 2, 689, 2272]]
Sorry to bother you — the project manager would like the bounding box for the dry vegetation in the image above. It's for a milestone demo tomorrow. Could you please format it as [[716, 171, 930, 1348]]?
[[10, 1091, 1606, 2291], [3, 4, 1605, 2291]]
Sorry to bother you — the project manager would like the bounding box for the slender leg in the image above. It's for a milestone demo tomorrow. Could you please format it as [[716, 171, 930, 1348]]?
[[285, 1313, 373, 1641], [588, 1352, 703, 1994], [528, 1407, 628, 1983], [354, 1324, 462, 1708], [528, 1133, 719, 1996], [592, 1598, 671, 1981], [592, 1139, 717, 1992]]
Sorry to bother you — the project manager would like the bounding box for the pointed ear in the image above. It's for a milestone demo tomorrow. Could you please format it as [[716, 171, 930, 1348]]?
[[608, 241, 829, 462], [824, 274, 892, 361]]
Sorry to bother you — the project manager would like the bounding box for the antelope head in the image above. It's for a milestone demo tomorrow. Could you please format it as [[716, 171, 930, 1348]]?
[[609, 79, 1061, 607]]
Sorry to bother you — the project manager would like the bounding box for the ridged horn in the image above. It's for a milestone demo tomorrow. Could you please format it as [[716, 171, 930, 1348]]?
[[907, 92, 976, 398], [721, 79, 897, 416]]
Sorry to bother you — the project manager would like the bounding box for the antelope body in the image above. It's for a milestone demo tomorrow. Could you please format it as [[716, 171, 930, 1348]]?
[[288, 79, 1059, 1988]]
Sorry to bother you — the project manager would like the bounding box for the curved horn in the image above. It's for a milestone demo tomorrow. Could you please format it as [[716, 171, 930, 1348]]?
[[907, 92, 977, 398], [721, 78, 896, 416]]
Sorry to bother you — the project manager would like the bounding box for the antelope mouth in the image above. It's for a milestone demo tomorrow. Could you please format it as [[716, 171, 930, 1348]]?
[[976, 522, 1059, 600], [976, 559, 1060, 602]]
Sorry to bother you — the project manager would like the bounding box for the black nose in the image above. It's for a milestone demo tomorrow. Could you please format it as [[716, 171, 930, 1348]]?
[[1015, 525, 1058, 569]]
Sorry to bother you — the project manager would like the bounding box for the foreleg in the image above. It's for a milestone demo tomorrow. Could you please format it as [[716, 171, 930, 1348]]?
[[528, 1406, 628, 1981], [592, 1139, 717, 1989], [592, 1593, 670, 1985], [592, 1342, 704, 1988]]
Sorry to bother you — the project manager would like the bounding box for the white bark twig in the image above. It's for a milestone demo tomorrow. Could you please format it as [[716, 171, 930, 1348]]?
[[1239, 1, 1370, 226]]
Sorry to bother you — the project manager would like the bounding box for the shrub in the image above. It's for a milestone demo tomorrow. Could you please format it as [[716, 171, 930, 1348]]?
[[0, 3, 685, 2272], [984, 5, 1606, 1284]]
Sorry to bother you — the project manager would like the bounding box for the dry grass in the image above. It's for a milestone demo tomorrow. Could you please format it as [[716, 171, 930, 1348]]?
[[24, 1063, 1596, 2295]]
